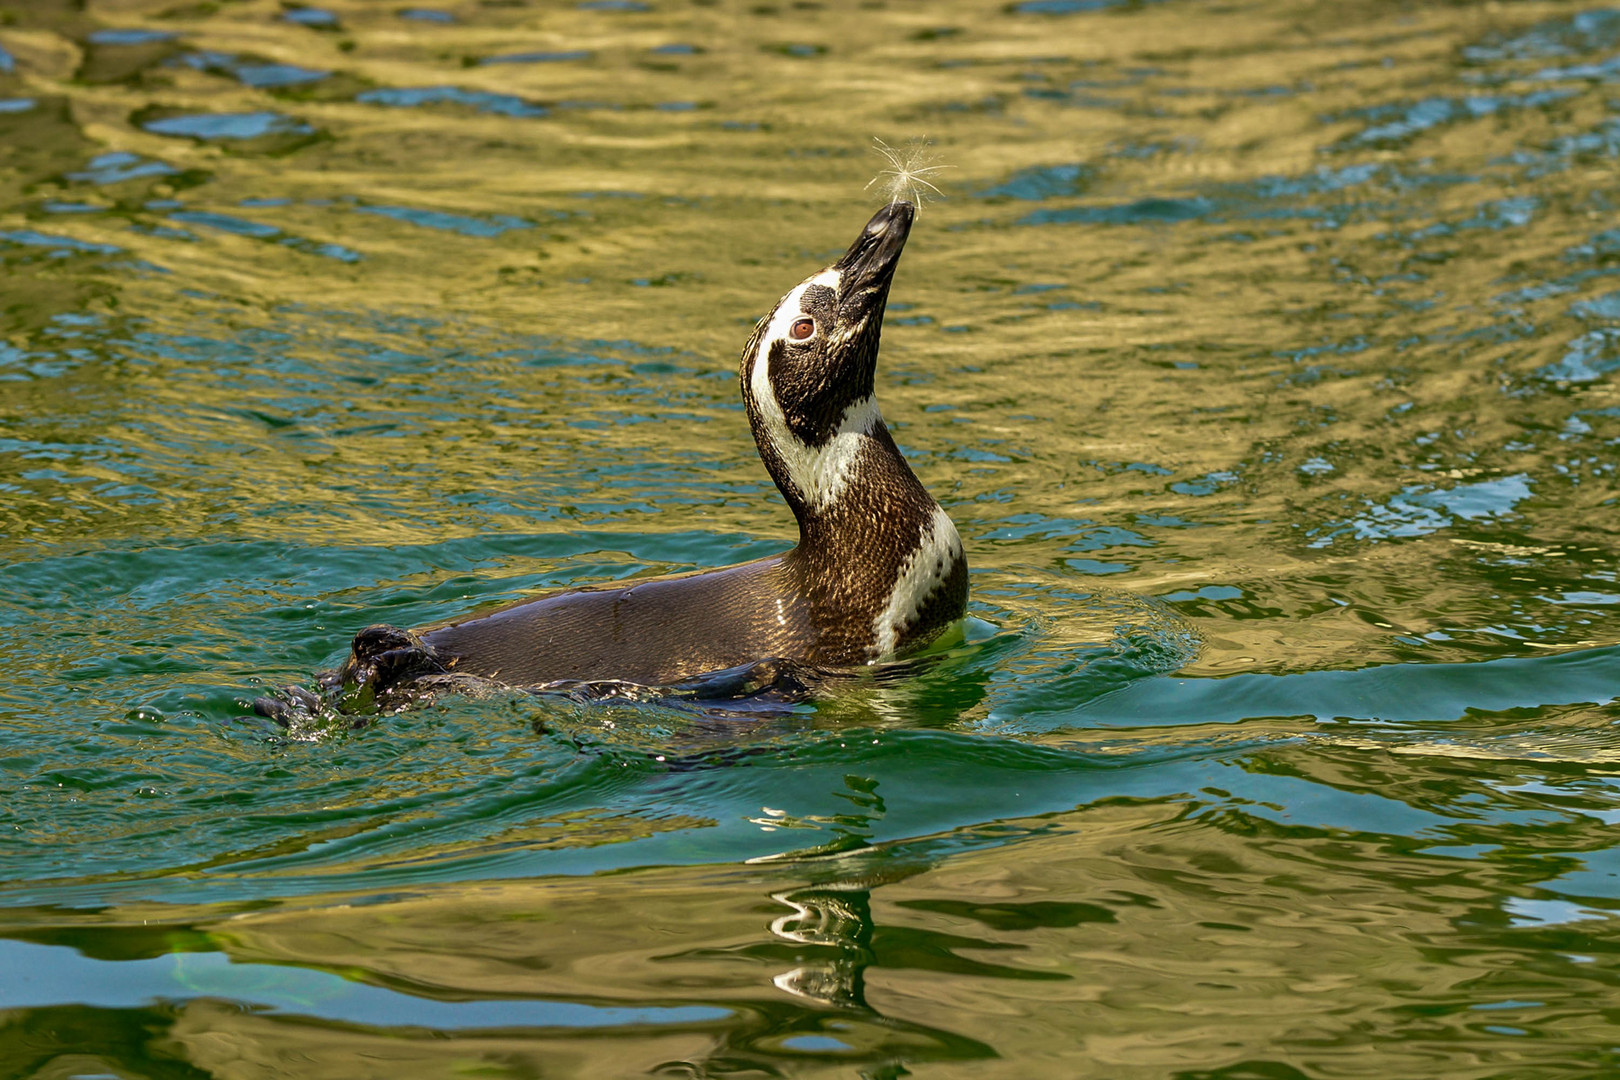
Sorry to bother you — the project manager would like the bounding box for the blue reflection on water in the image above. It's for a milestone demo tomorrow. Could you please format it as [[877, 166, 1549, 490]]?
[[88, 29, 177, 45], [67, 152, 177, 185], [482, 50, 592, 65], [141, 112, 314, 140], [351, 203, 533, 238], [0, 940, 729, 1029], [0, 230, 122, 255], [358, 86, 550, 118]]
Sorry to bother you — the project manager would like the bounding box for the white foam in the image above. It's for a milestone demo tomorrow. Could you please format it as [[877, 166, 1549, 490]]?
[[872, 505, 963, 657]]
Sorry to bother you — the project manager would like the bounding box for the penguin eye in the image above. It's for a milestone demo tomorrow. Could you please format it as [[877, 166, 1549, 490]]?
[[790, 318, 815, 341]]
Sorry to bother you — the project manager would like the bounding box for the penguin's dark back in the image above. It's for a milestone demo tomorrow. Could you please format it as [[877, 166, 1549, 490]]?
[[419, 555, 818, 687]]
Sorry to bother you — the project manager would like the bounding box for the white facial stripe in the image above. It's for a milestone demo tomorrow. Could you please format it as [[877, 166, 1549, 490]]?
[[748, 270, 879, 510], [749, 384, 880, 511], [758, 279, 815, 357], [755, 271, 840, 348], [872, 506, 963, 658]]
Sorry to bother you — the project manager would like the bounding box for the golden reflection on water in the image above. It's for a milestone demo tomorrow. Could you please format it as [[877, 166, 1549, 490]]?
[[4, 0, 1618, 680], [6, 0, 1620, 1075], [7, 788, 1616, 1078]]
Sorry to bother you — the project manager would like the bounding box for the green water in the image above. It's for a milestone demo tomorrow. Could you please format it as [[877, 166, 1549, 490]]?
[[5, 0, 1620, 1075]]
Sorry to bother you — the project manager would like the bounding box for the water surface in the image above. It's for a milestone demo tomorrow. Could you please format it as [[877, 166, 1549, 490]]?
[[4, 0, 1620, 1076]]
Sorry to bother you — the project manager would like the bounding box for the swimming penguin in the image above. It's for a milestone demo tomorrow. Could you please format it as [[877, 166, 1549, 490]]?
[[296, 199, 966, 708]]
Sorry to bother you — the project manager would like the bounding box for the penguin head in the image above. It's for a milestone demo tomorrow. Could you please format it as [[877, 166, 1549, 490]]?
[[741, 200, 915, 514]]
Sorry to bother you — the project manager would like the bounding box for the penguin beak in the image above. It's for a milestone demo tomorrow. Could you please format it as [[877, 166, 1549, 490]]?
[[834, 200, 914, 300]]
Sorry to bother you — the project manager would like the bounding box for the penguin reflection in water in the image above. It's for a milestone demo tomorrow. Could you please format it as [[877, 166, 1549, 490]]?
[[266, 198, 966, 716]]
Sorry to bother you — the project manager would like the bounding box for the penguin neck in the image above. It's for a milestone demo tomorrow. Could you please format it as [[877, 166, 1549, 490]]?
[[779, 419, 946, 569]]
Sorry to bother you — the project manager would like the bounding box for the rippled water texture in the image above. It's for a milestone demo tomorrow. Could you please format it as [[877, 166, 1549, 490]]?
[[6, 0, 1620, 1076]]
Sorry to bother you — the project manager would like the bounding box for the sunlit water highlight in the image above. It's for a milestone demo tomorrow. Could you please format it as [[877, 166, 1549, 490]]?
[[4, 0, 1620, 1076]]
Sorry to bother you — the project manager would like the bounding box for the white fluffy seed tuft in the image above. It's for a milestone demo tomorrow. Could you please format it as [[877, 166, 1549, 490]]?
[[865, 137, 952, 210]]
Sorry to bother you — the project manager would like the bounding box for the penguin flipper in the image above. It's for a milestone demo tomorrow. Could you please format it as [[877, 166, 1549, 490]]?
[[324, 623, 449, 709], [251, 623, 452, 724]]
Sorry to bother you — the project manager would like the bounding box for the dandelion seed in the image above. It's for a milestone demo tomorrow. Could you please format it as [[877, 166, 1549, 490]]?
[[865, 136, 952, 210]]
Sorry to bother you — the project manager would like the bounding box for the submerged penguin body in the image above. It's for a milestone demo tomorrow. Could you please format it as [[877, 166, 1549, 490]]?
[[322, 199, 966, 701]]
